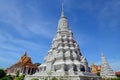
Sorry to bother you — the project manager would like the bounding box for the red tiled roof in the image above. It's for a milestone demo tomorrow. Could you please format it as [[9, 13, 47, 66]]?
[[12, 52, 37, 68], [115, 71, 120, 75]]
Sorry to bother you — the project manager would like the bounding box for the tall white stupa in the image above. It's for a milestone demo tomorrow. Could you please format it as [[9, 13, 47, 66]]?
[[25, 3, 101, 80]]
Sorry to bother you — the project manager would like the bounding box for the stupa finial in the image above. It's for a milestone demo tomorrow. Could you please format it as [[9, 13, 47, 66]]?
[[61, 0, 65, 18], [100, 49, 104, 57]]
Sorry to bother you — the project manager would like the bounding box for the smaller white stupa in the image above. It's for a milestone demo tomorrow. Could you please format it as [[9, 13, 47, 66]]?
[[101, 53, 116, 78]]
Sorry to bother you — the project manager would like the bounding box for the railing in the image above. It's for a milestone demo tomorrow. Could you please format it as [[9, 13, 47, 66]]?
[[25, 75, 102, 80]]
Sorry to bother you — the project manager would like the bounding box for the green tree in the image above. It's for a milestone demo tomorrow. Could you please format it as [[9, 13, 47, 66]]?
[[116, 74, 120, 77], [31, 78, 39, 80], [1, 75, 13, 80], [19, 75, 25, 80], [116, 77, 120, 80], [16, 70, 20, 77], [0, 69, 6, 79], [14, 77, 19, 80], [44, 78, 48, 80], [96, 72, 100, 76], [14, 74, 25, 80], [51, 77, 58, 80]]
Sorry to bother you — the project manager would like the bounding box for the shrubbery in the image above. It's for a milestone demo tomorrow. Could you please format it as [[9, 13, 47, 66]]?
[[102, 77, 120, 80], [0, 75, 13, 80], [14, 74, 25, 80], [96, 72, 100, 76], [51, 77, 58, 80], [31, 78, 39, 80]]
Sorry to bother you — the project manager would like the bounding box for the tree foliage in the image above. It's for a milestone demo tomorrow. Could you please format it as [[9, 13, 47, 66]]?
[[14, 74, 25, 80], [51, 77, 58, 80], [0, 69, 6, 79], [115, 71, 120, 77], [16, 70, 20, 77], [96, 72, 100, 76], [0, 75, 13, 80], [102, 77, 120, 80], [31, 78, 39, 80]]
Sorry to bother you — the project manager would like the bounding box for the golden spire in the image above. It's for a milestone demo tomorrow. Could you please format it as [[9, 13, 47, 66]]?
[[91, 61, 95, 66], [24, 51, 27, 56]]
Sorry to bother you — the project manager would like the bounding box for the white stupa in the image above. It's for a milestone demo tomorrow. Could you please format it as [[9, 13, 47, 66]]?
[[25, 3, 101, 80], [101, 54, 116, 78]]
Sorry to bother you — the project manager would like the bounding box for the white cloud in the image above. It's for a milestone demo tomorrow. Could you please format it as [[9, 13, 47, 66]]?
[[97, 0, 120, 30], [0, 56, 14, 68], [0, 50, 22, 68], [26, 21, 55, 38], [0, 0, 57, 68], [0, 0, 55, 38], [65, 0, 120, 31], [0, 32, 42, 52], [0, 0, 30, 37], [0, 31, 49, 68]]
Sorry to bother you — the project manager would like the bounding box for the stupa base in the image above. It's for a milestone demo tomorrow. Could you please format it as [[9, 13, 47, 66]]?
[[25, 74, 101, 80]]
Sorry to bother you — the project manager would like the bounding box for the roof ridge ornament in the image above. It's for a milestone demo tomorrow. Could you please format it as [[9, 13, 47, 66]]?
[[24, 51, 27, 56]]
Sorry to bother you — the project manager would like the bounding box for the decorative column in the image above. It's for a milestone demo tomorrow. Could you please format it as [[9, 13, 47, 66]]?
[[26, 67, 29, 74], [30, 68, 32, 75]]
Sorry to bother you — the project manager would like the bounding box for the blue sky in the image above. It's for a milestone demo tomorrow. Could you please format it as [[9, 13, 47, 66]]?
[[0, 0, 120, 71]]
